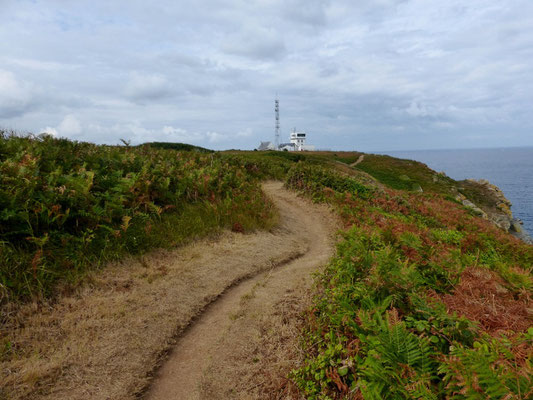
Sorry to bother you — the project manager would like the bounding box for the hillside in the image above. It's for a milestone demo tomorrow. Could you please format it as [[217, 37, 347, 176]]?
[[143, 141, 213, 153], [0, 132, 280, 303], [1, 133, 531, 399], [284, 161, 532, 399]]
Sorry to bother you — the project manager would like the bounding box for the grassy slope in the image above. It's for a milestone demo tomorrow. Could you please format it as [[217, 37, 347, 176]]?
[[143, 141, 213, 153], [282, 158, 532, 399], [1, 135, 530, 399], [323, 151, 507, 209], [326, 151, 461, 195], [0, 134, 282, 304]]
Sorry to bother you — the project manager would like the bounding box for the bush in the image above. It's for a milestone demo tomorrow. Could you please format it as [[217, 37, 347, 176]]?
[[287, 162, 532, 399], [0, 132, 276, 302]]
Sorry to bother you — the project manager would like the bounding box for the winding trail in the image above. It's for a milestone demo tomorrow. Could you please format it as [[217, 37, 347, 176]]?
[[1, 182, 336, 400], [145, 181, 337, 399]]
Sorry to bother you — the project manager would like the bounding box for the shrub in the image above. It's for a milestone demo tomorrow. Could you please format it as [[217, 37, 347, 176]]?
[[0, 132, 277, 302], [288, 162, 532, 399]]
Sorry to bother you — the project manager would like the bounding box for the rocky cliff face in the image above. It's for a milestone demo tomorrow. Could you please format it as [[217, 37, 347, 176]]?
[[457, 179, 532, 244]]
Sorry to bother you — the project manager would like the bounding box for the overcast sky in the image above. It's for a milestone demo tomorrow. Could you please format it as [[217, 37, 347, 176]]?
[[1, 0, 532, 151]]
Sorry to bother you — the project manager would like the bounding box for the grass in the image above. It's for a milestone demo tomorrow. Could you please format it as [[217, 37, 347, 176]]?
[[0, 214, 300, 400], [1, 131, 530, 399], [143, 141, 213, 153], [0, 131, 278, 303], [350, 153, 457, 193], [285, 162, 532, 399]]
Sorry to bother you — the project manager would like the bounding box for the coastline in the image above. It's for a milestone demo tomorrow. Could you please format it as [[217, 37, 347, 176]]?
[[380, 147, 533, 239], [456, 178, 533, 244]]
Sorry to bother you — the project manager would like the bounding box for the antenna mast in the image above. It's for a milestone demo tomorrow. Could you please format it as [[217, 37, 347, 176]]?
[[274, 95, 280, 150]]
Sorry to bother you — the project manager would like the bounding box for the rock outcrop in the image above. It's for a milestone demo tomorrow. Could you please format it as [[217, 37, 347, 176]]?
[[457, 179, 532, 244]]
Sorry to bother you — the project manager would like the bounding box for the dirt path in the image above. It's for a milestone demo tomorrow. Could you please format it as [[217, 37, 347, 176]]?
[[1, 182, 336, 400], [145, 182, 337, 399], [350, 154, 365, 167]]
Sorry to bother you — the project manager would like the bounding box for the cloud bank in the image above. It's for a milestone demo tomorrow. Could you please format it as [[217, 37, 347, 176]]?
[[1, 0, 532, 150]]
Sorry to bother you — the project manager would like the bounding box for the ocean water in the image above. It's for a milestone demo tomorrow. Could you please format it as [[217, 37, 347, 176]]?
[[381, 147, 533, 236]]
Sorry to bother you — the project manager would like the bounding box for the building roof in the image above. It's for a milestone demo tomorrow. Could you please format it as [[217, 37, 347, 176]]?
[[257, 141, 274, 150]]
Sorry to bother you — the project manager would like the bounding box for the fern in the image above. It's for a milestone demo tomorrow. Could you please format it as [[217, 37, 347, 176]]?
[[355, 312, 438, 398], [439, 336, 531, 399]]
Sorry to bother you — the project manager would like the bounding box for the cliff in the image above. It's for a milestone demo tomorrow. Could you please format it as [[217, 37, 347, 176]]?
[[457, 179, 532, 244], [331, 151, 533, 245]]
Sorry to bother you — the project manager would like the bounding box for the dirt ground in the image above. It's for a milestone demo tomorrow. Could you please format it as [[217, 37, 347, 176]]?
[[1, 181, 337, 400], [146, 181, 337, 400]]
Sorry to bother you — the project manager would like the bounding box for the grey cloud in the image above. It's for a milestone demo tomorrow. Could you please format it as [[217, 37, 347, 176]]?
[[0, 69, 41, 118], [1, 0, 532, 151], [221, 25, 287, 60], [283, 0, 329, 27], [124, 73, 174, 102]]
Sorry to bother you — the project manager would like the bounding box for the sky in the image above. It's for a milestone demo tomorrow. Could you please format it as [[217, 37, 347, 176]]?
[[1, 0, 532, 151]]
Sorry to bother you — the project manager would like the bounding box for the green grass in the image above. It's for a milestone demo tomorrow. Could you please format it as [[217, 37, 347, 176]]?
[[285, 162, 532, 399], [353, 153, 459, 194], [1, 132, 530, 398], [0, 132, 277, 302], [143, 141, 213, 153]]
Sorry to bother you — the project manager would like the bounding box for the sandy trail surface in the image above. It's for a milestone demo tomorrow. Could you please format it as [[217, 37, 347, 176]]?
[[146, 181, 337, 399], [350, 154, 365, 167], [1, 181, 336, 400]]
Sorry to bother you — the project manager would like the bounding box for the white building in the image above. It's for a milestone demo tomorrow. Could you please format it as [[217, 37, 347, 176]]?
[[259, 129, 315, 151], [289, 129, 315, 151], [279, 142, 295, 151]]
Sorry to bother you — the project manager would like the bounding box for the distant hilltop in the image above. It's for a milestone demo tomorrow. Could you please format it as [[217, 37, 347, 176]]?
[[143, 142, 213, 153]]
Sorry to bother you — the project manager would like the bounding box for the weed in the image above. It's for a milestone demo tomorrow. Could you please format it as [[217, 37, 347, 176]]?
[[0, 132, 278, 302], [286, 160, 532, 399]]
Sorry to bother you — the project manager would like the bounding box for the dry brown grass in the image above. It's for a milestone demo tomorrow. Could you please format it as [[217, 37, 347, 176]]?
[[440, 267, 532, 336], [144, 182, 338, 400], [198, 286, 311, 400], [193, 190, 337, 400], [1, 185, 308, 400]]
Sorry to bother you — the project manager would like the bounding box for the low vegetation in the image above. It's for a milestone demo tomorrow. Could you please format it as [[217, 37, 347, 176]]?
[[285, 163, 532, 399], [1, 133, 530, 399], [143, 141, 213, 153], [0, 131, 277, 303]]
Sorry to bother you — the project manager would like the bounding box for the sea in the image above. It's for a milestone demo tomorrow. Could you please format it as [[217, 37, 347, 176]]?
[[380, 147, 533, 236]]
